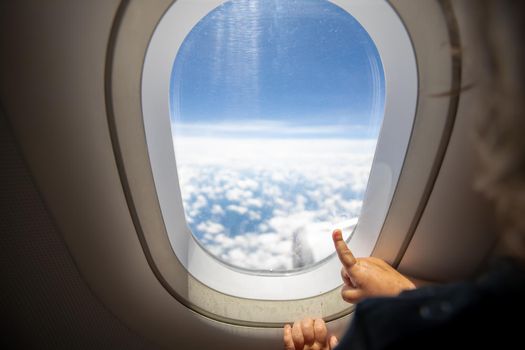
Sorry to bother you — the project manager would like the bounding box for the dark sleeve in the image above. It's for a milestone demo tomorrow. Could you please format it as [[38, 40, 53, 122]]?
[[335, 260, 525, 350], [335, 283, 479, 350]]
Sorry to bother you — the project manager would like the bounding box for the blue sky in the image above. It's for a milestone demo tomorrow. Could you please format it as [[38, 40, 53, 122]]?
[[170, 0, 385, 139]]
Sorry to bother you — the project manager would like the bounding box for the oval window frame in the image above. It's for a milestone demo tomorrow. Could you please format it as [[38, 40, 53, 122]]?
[[141, 0, 417, 300]]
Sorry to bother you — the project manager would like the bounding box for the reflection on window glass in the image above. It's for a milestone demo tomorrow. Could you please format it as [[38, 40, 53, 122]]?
[[170, 0, 385, 272]]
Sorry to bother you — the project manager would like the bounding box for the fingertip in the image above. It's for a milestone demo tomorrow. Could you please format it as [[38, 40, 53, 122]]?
[[313, 318, 326, 332], [332, 229, 343, 241], [329, 335, 339, 349], [291, 320, 305, 349], [301, 317, 313, 326], [283, 324, 295, 350], [313, 318, 327, 344], [341, 285, 362, 304], [333, 230, 356, 268], [301, 318, 315, 344]]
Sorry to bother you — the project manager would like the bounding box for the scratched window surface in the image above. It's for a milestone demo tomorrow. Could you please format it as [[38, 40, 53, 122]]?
[[170, 0, 385, 272]]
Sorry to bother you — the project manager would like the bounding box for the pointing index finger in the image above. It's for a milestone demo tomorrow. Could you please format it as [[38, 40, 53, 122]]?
[[332, 229, 356, 269]]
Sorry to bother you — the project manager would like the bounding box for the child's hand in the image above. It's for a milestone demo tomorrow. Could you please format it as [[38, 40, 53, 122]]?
[[283, 318, 338, 350], [332, 229, 415, 303]]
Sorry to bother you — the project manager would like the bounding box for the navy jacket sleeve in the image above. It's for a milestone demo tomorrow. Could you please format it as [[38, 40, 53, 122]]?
[[335, 258, 525, 350]]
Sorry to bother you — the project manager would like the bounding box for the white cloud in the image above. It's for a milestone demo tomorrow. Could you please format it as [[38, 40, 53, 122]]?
[[192, 194, 207, 211], [238, 178, 259, 191], [173, 136, 374, 271], [245, 198, 263, 208], [248, 210, 261, 221], [196, 220, 225, 235], [211, 204, 224, 215], [225, 188, 253, 201], [226, 204, 248, 215]]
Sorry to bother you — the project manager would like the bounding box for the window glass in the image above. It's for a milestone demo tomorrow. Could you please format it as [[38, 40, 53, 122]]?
[[170, 0, 385, 272]]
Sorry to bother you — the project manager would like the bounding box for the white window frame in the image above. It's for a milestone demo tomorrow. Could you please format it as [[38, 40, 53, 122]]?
[[141, 0, 417, 300]]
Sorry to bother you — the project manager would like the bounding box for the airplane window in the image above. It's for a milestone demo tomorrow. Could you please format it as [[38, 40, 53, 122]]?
[[170, 0, 385, 272], [142, 0, 416, 299]]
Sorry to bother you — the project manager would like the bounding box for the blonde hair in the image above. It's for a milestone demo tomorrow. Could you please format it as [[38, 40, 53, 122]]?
[[473, 0, 525, 261]]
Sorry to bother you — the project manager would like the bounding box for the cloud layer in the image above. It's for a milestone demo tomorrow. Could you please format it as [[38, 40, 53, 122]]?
[[174, 136, 376, 271]]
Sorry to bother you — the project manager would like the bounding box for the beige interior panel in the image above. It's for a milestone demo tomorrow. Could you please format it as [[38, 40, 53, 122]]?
[[398, 0, 497, 281]]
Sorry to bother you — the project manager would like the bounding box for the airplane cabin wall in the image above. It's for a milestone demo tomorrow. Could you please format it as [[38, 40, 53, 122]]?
[[0, 0, 498, 348]]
